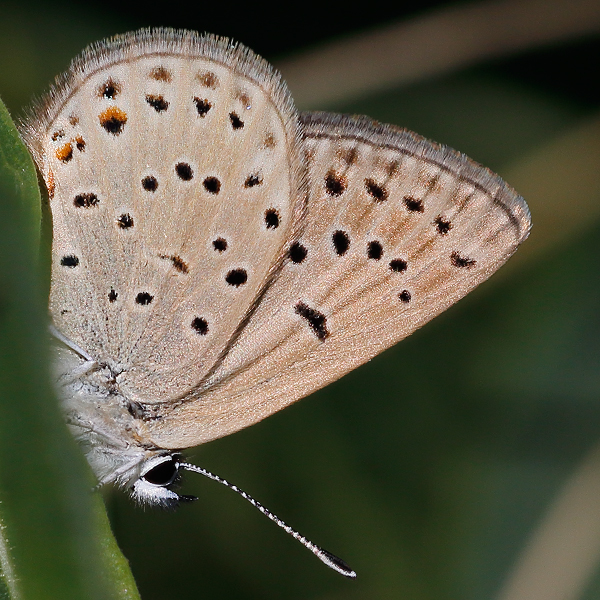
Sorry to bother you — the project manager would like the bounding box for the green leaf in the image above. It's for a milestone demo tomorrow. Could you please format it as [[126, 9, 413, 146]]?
[[0, 97, 140, 600]]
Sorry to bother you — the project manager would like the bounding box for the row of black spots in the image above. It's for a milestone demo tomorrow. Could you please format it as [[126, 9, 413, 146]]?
[[295, 302, 329, 341], [366, 241, 408, 273], [106, 289, 157, 304], [159, 254, 189, 274], [99, 106, 128, 135], [106, 290, 153, 306], [331, 231, 408, 272], [324, 173, 391, 202], [73, 193, 99, 208], [191, 95, 244, 130], [173, 163, 221, 193], [146, 94, 169, 113], [323, 170, 426, 213], [111, 290, 215, 316], [142, 170, 259, 192], [450, 251, 476, 268], [318, 234, 411, 303], [204, 173, 260, 190]]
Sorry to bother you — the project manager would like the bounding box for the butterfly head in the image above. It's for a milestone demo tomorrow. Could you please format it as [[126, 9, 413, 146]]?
[[131, 453, 197, 508]]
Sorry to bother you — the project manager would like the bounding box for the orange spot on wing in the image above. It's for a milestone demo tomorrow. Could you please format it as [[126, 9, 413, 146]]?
[[99, 106, 128, 135], [55, 143, 73, 163]]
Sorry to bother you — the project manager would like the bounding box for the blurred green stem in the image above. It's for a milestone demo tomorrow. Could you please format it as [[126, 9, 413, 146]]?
[[0, 97, 140, 600]]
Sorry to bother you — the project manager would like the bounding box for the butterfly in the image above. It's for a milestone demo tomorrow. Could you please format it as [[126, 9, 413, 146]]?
[[20, 28, 531, 577]]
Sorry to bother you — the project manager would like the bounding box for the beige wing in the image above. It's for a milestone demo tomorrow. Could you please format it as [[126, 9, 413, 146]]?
[[21, 29, 305, 403], [148, 112, 531, 449]]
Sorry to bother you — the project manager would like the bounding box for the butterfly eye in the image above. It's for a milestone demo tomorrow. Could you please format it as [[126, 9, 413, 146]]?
[[132, 455, 195, 507], [141, 455, 178, 486]]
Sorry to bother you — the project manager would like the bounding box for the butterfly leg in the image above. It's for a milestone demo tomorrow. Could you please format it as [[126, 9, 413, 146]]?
[[49, 323, 99, 384]]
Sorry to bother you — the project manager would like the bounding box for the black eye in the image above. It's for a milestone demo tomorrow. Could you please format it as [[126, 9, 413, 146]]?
[[142, 457, 178, 486]]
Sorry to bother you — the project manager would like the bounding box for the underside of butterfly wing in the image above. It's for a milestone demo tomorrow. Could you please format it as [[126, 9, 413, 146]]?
[[21, 29, 530, 463], [21, 29, 306, 405], [148, 112, 531, 449]]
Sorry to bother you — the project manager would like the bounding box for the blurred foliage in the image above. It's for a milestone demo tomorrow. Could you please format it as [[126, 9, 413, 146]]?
[[0, 98, 140, 599], [0, 1, 598, 599]]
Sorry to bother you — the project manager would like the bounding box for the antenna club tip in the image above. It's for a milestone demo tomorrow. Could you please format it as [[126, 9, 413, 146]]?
[[319, 549, 357, 579]]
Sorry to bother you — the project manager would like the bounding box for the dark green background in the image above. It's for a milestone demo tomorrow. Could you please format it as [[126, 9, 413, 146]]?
[[1, 1, 599, 598]]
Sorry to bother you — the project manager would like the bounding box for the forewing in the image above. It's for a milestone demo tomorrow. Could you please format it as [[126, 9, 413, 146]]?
[[149, 112, 531, 449], [21, 29, 305, 403]]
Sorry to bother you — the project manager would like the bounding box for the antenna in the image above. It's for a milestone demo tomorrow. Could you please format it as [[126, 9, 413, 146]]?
[[178, 461, 357, 579]]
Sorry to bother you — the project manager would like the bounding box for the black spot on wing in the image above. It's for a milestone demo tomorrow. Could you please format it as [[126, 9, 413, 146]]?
[[451, 251, 476, 268], [295, 302, 329, 341]]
